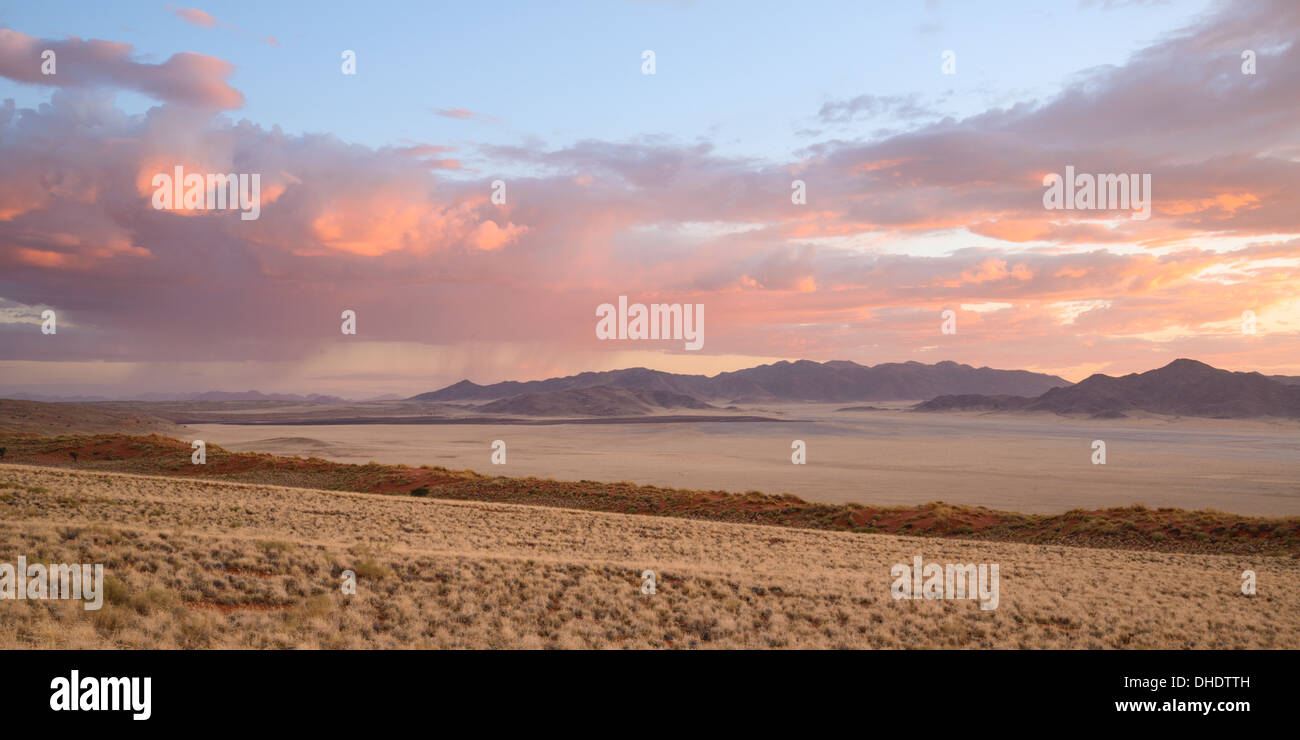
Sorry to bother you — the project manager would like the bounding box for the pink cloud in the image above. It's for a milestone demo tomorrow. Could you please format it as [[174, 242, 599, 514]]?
[[171, 7, 218, 28], [0, 30, 243, 109], [433, 107, 496, 122]]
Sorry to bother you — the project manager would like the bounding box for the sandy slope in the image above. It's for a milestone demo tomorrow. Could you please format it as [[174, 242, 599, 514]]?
[[1, 464, 1295, 649]]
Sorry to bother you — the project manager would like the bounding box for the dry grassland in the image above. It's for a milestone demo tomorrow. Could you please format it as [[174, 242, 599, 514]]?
[[1, 464, 1295, 649], [0, 400, 187, 436]]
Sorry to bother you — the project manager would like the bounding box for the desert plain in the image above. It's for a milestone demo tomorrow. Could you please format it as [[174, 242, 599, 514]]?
[[188, 403, 1300, 516]]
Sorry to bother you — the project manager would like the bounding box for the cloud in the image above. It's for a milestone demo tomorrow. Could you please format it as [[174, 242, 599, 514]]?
[[433, 107, 496, 122], [0, 30, 243, 109], [171, 7, 218, 28], [817, 94, 941, 124], [166, 5, 279, 46], [1080, 0, 1172, 9], [469, 220, 527, 251], [1, 0, 1299, 393]]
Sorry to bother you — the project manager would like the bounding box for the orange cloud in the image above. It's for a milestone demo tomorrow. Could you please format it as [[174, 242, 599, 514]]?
[[12, 247, 74, 268], [310, 199, 430, 256], [1163, 192, 1261, 216], [470, 220, 526, 252]]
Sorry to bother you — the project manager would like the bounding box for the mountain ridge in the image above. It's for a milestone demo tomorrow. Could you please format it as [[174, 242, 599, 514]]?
[[411, 359, 1071, 404], [916, 359, 1300, 419], [473, 386, 716, 417]]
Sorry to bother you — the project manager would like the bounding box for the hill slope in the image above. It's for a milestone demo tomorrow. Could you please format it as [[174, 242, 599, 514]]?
[[3, 465, 1296, 649], [0, 399, 189, 436], [917, 359, 1300, 419]]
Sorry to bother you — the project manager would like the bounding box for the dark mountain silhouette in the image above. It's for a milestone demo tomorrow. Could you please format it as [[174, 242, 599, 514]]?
[[916, 359, 1300, 419], [474, 386, 714, 417], [412, 360, 1070, 404]]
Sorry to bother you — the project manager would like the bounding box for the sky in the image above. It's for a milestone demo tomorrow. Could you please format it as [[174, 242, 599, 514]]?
[[0, 0, 1297, 398]]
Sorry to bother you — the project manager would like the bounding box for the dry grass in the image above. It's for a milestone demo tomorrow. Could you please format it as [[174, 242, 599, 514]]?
[[0, 401, 187, 436], [1, 464, 1296, 649]]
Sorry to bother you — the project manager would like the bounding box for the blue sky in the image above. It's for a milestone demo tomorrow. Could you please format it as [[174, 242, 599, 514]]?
[[1, 0, 1214, 169]]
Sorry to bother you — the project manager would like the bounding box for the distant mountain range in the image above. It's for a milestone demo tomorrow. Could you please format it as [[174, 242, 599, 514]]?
[[916, 359, 1300, 419], [474, 386, 715, 417], [1, 391, 358, 403], [412, 360, 1071, 404], [165, 391, 349, 403], [8, 359, 1295, 420]]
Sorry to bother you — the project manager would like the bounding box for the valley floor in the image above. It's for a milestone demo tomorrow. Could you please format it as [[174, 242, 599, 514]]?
[[188, 405, 1300, 516]]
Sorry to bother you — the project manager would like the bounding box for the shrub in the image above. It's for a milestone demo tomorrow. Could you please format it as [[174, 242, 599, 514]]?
[[353, 559, 390, 580], [102, 576, 130, 605]]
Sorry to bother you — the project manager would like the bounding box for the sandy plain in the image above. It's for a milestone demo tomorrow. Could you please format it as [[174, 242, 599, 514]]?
[[188, 404, 1300, 516]]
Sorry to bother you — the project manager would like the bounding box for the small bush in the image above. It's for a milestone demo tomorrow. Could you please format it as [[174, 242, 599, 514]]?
[[352, 558, 390, 580], [299, 593, 332, 619], [102, 576, 130, 605], [129, 587, 179, 615], [256, 539, 295, 553]]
